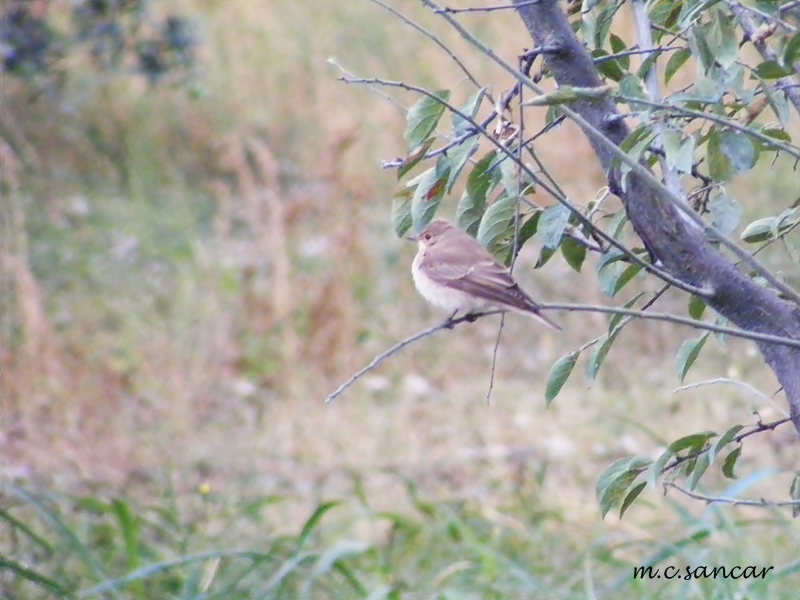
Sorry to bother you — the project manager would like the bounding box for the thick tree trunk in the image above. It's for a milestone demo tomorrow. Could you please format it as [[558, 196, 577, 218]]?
[[512, 0, 800, 437]]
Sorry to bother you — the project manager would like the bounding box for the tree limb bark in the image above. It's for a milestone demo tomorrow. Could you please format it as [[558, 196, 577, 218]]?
[[512, 0, 800, 438]]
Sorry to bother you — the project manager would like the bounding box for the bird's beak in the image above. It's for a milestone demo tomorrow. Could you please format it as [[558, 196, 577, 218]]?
[[406, 233, 419, 241]]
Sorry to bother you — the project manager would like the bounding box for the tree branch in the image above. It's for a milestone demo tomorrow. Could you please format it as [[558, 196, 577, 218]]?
[[500, 0, 800, 439]]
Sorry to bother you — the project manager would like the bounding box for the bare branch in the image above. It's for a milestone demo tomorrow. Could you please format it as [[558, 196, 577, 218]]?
[[665, 481, 800, 508], [325, 310, 505, 403]]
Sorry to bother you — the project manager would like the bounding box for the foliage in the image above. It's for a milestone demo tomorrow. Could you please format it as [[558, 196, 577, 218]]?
[[377, 0, 800, 515], [3, 478, 800, 599]]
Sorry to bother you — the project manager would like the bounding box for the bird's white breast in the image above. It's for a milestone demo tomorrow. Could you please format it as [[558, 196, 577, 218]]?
[[412, 247, 483, 312]]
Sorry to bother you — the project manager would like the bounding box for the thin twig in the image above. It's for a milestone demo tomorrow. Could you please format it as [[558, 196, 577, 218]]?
[[664, 482, 800, 507], [674, 378, 777, 404], [369, 0, 484, 90], [435, 0, 542, 14], [325, 310, 505, 403], [541, 302, 800, 348]]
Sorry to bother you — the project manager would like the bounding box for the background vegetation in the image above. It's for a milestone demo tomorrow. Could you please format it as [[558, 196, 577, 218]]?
[[2, 0, 800, 598]]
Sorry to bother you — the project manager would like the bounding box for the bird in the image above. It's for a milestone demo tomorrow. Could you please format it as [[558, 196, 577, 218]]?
[[409, 219, 561, 331]]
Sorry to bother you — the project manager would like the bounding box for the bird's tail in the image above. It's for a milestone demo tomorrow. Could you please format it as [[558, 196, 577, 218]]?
[[524, 307, 562, 331]]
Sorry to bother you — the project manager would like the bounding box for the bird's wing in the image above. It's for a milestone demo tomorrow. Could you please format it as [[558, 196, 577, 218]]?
[[420, 257, 536, 309]]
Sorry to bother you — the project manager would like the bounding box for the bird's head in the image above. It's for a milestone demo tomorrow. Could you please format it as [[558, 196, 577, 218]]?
[[407, 219, 454, 247]]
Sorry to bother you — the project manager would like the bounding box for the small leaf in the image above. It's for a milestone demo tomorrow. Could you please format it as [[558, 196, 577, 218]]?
[[721, 445, 742, 479], [784, 31, 800, 66], [411, 163, 449, 233], [445, 137, 479, 193], [534, 245, 557, 269], [708, 10, 738, 69], [586, 329, 620, 384], [596, 456, 652, 518], [404, 90, 451, 148], [609, 33, 630, 70], [719, 131, 757, 174], [476, 194, 517, 252], [398, 138, 435, 180], [790, 472, 800, 518], [594, 49, 626, 82], [649, 448, 676, 488], [754, 60, 793, 79], [452, 87, 485, 136], [538, 203, 570, 248], [618, 74, 646, 100], [688, 295, 706, 319], [668, 431, 716, 454], [686, 451, 711, 491], [760, 127, 791, 144], [665, 48, 692, 84], [392, 187, 414, 237], [707, 128, 732, 182], [545, 351, 580, 404], [708, 424, 744, 464], [709, 193, 742, 236], [561, 237, 587, 272], [740, 217, 776, 243], [676, 332, 710, 383], [620, 481, 647, 518], [467, 151, 500, 205]]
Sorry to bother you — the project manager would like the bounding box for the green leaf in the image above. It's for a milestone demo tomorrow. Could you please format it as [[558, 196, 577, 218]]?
[[784, 31, 800, 66], [649, 448, 676, 488], [411, 161, 449, 233], [721, 445, 741, 479], [404, 90, 451, 148], [719, 131, 757, 174], [586, 329, 620, 384], [688, 295, 706, 319], [594, 49, 626, 82], [596, 456, 652, 518], [708, 424, 744, 464], [620, 481, 647, 518], [467, 151, 499, 205], [668, 431, 716, 454], [476, 193, 517, 252], [665, 48, 692, 84], [676, 331, 710, 383], [398, 138, 435, 180], [609, 33, 630, 70], [754, 60, 793, 79], [760, 127, 791, 145], [710, 193, 742, 236], [707, 128, 732, 182], [445, 137, 479, 193], [538, 203, 570, 249], [790, 472, 800, 518], [708, 10, 738, 69], [561, 237, 587, 272], [598, 259, 644, 297], [619, 74, 646, 100], [452, 87, 485, 136], [740, 216, 776, 243], [523, 85, 612, 106], [545, 351, 580, 405], [392, 186, 414, 237], [686, 451, 711, 491]]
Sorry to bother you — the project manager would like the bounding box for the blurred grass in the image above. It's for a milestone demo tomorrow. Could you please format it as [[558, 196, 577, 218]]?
[[2, 0, 800, 597]]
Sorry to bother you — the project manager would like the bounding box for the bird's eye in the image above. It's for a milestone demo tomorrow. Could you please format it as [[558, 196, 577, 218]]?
[[424, 233, 432, 240]]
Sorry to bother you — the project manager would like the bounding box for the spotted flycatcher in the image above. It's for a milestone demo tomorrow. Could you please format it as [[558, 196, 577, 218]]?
[[409, 219, 561, 331]]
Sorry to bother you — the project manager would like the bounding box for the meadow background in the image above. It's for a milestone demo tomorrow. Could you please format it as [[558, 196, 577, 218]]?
[[2, 1, 800, 598]]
